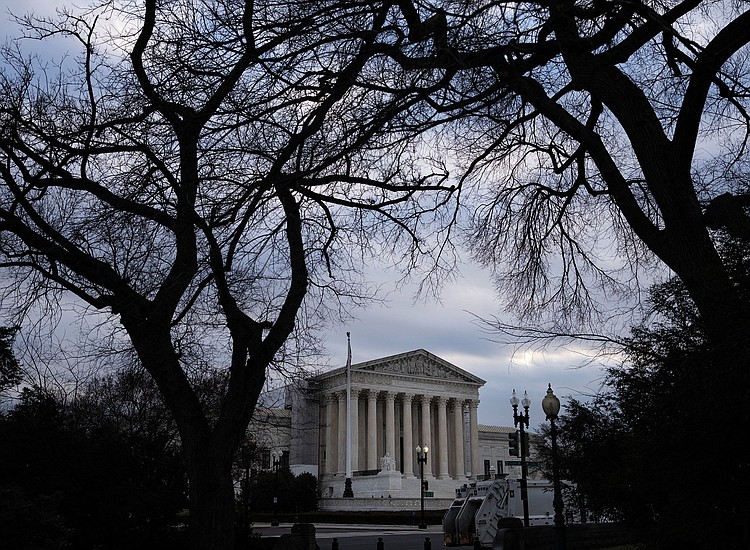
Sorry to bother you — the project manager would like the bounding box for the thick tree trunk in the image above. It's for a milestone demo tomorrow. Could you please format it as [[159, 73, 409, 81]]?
[[123, 323, 242, 550], [667, 237, 750, 549], [664, 226, 750, 353], [185, 444, 237, 550]]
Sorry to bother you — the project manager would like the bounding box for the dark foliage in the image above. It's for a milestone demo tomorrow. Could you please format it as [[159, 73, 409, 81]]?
[[0, 484, 70, 550], [290, 472, 320, 513], [0, 384, 187, 549], [242, 469, 318, 514]]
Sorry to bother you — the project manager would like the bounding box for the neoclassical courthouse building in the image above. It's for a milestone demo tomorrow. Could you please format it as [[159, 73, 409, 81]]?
[[249, 349, 537, 510]]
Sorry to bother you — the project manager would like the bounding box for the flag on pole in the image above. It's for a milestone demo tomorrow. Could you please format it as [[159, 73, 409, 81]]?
[[345, 332, 352, 480], [346, 332, 352, 379], [343, 332, 354, 496]]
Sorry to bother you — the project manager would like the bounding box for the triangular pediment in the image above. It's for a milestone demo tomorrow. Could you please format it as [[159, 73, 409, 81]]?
[[353, 349, 484, 386]]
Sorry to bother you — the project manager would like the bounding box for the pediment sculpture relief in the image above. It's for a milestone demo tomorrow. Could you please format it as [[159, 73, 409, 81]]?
[[358, 355, 471, 383]]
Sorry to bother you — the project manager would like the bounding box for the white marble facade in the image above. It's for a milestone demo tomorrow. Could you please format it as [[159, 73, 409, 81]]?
[[288, 349, 486, 502]]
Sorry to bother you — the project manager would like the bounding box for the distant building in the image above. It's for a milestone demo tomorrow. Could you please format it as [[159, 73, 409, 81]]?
[[243, 349, 540, 509]]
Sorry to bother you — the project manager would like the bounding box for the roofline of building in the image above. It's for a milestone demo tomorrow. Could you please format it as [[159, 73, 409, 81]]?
[[311, 348, 486, 386]]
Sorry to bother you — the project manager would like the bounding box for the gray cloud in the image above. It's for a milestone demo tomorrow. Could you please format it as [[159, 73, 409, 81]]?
[[321, 263, 607, 430]]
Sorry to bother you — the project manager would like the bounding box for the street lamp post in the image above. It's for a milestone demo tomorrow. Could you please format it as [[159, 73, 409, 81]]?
[[542, 384, 567, 550], [271, 451, 281, 527], [416, 445, 429, 529], [510, 389, 531, 527]]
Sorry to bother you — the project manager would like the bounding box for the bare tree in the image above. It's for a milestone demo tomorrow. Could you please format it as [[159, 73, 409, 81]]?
[[0, 1, 456, 547], [384, 0, 750, 347], [381, 2, 750, 544]]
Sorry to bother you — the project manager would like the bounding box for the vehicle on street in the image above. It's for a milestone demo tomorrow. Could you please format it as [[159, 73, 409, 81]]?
[[442, 478, 567, 547]]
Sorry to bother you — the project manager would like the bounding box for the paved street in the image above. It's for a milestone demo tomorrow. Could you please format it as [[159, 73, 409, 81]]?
[[252, 523, 451, 550]]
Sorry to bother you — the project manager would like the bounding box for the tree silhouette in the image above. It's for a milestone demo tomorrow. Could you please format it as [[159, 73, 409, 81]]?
[[0, 2, 455, 547]]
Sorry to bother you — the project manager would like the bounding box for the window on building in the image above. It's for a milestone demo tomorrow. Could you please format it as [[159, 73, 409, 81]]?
[[484, 459, 490, 478], [281, 450, 290, 471], [497, 460, 504, 477], [261, 449, 270, 470]]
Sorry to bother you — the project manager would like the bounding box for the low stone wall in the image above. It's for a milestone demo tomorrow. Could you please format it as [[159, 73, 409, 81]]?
[[319, 496, 453, 512]]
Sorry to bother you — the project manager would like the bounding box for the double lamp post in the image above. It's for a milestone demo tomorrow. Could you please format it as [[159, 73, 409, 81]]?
[[409, 384, 564, 544], [509, 389, 531, 527], [271, 451, 281, 527], [416, 444, 429, 529]]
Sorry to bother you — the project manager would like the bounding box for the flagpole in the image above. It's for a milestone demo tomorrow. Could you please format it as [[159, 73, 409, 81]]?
[[343, 332, 354, 498]]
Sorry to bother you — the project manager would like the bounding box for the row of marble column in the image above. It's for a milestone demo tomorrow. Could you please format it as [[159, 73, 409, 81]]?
[[323, 389, 481, 479]]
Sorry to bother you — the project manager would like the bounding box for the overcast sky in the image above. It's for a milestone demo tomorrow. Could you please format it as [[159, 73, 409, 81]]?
[[317, 260, 613, 428], [3, 1, 621, 431]]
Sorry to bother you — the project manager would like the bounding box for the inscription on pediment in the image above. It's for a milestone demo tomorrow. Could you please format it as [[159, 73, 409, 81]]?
[[358, 356, 471, 383]]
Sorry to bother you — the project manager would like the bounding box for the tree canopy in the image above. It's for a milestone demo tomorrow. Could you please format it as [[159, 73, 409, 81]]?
[[388, 5, 750, 544]]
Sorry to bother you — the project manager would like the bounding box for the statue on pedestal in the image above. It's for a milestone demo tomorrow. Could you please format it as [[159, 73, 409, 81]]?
[[380, 452, 396, 472]]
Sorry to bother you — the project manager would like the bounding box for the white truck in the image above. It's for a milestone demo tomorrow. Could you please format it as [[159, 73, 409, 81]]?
[[442, 478, 561, 547]]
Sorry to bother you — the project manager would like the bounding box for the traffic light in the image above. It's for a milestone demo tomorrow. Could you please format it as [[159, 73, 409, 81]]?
[[508, 431, 519, 456]]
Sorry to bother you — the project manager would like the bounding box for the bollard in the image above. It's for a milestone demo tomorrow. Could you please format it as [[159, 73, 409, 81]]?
[[332, 538, 339, 550], [377, 536, 384, 550], [424, 536, 431, 549]]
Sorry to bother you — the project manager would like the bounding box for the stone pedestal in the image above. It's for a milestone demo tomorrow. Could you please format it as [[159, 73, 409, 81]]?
[[374, 469, 403, 492]]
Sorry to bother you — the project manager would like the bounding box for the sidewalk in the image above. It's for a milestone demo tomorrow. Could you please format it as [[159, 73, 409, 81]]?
[[251, 522, 443, 536], [253, 522, 441, 530]]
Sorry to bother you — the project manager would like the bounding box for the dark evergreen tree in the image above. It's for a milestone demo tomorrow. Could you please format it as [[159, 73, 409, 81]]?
[[0, 379, 187, 549], [290, 472, 319, 513]]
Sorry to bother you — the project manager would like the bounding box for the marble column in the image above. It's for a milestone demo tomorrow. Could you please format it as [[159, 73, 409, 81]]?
[[436, 396, 450, 479], [350, 388, 360, 472], [367, 390, 378, 470], [337, 391, 347, 476], [401, 393, 414, 476], [452, 399, 465, 479], [420, 395, 433, 478], [384, 391, 396, 460], [325, 393, 337, 476], [469, 399, 481, 480]]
